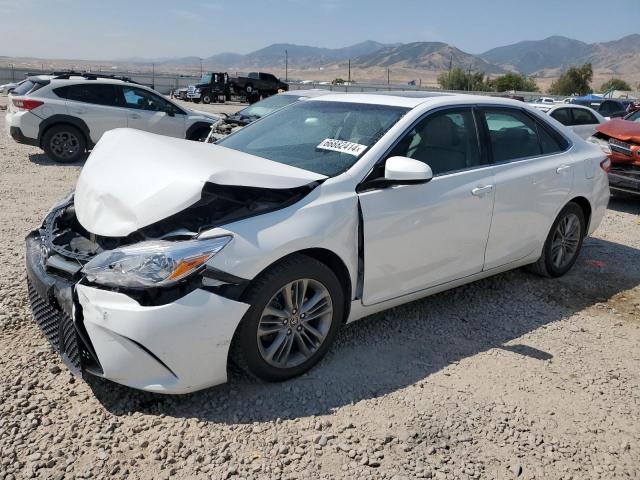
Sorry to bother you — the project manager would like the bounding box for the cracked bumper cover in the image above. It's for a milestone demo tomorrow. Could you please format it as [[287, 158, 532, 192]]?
[[26, 231, 250, 394], [77, 285, 249, 394]]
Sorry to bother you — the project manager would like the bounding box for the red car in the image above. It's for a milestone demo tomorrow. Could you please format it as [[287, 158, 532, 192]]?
[[592, 109, 640, 196]]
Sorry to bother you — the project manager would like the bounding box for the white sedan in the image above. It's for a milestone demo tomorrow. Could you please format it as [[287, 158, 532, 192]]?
[[26, 93, 609, 393], [529, 103, 606, 140]]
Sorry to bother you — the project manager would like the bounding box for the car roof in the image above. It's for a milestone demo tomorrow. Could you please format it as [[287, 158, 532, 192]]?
[[306, 92, 525, 109], [282, 89, 334, 98]]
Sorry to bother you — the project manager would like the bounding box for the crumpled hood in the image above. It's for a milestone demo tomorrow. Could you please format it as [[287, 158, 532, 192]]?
[[75, 128, 326, 237], [597, 118, 640, 143]]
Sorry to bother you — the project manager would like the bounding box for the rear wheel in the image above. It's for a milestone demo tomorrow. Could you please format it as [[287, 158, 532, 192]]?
[[527, 202, 585, 277], [202, 93, 212, 104], [231, 255, 344, 382], [245, 84, 254, 94], [42, 125, 86, 163]]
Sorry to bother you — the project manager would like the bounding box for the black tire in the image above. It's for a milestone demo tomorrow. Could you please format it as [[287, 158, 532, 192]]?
[[245, 84, 254, 94], [188, 126, 211, 142], [527, 202, 585, 278], [231, 254, 345, 382], [202, 93, 212, 104], [42, 124, 86, 163], [192, 98, 201, 104]]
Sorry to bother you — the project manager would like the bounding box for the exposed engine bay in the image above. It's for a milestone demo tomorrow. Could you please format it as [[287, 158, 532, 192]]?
[[40, 181, 321, 275], [206, 116, 250, 142]]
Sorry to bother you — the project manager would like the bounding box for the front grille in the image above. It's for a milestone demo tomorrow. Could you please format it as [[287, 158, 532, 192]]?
[[27, 279, 81, 370], [609, 138, 633, 156]]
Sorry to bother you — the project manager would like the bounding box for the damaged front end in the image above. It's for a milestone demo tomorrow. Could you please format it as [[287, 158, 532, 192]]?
[[205, 116, 251, 143], [25, 180, 320, 376]]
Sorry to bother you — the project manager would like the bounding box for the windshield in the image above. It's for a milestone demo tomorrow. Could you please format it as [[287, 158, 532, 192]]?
[[626, 110, 640, 122], [236, 94, 302, 119], [199, 73, 212, 84], [218, 101, 408, 177]]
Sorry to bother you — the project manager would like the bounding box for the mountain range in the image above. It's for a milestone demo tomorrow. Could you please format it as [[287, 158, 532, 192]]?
[[153, 34, 639, 81]]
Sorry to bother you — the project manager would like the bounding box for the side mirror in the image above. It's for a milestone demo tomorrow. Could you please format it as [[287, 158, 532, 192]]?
[[164, 106, 175, 117], [384, 156, 433, 184]]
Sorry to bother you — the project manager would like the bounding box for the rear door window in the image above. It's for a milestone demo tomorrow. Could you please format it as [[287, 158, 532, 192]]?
[[550, 108, 572, 126], [571, 108, 598, 125], [482, 108, 565, 162], [54, 84, 119, 106]]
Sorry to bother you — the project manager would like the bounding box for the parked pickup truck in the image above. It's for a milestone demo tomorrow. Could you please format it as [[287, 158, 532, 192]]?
[[589, 109, 640, 197], [187, 72, 288, 104]]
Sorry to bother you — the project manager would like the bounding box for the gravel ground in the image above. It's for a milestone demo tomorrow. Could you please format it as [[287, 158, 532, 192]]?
[[0, 94, 639, 480]]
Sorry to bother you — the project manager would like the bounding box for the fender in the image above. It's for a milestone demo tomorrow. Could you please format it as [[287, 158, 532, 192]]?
[[38, 115, 94, 148], [186, 121, 214, 140]]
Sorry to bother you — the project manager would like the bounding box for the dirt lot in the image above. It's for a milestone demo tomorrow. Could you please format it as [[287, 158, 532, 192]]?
[[0, 95, 639, 480]]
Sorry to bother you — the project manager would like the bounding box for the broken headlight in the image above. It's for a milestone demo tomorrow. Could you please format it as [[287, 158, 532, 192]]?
[[82, 236, 232, 288]]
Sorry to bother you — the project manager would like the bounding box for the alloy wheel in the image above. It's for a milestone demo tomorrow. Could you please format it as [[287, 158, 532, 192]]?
[[257, 279, 333, 369], [550, 213, 581, 269], [50, 132, 80, 160]]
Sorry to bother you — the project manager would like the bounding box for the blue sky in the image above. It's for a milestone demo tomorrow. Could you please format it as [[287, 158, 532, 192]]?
[[1, 0, 639, 59]]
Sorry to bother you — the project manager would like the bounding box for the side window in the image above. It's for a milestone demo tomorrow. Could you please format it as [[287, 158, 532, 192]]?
[[550, 108, 572, 126], [536, 120, 565, 155], [248, 72, 259, 79], [483, 109, 541, 162], [54, 84, 118, 107], [388, 109, 481, 176], [121, 86, 170, 112], [599, 101, 621, 115], [571, 108, 598, 125], [483, 108, 566, 162]]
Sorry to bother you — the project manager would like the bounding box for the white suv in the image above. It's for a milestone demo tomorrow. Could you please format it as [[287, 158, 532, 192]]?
[[6, 74, 219, 163]]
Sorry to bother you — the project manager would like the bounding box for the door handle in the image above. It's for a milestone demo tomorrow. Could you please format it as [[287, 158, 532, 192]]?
[[71, 110, 87, 115], [471, 185, 494, 197], [556, 165, 572, 174], [129, 113, 142, 119]]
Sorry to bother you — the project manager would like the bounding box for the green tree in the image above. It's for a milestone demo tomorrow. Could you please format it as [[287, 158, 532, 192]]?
[[331, 78, 345, 85], [600, 78, 632, 92], [489, 72, 539, 92], [437, 67, 491, 91], [549, 63, 593, 96]]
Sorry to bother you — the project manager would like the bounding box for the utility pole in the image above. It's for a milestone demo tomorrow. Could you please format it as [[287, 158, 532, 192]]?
[[152, 63, 155, 90], [348, 59, 351, 84], [9, 63, 15, 82], [285, 49, 288, 82], [199, 58, 203, 77], [387, 68, 390, 86]]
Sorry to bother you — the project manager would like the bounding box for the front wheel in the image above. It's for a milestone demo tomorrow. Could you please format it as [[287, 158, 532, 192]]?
[[202, 93, 212, 104], [527, 202, 585, 277], [231, 255, 344, 382]]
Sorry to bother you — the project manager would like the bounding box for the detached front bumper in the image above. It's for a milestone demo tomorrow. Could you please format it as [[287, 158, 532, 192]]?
[[25, 232, 250, 394]]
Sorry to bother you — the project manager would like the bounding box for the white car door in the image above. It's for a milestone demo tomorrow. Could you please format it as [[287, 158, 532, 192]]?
[[480, 107, 574, 270], [358, 108, 495, 306], [59, 83, 127, 144], [120, 86, 185, 138]]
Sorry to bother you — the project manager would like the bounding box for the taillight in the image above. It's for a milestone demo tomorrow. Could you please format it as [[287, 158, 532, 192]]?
[[12, 98, 44, 111], [600, 158, 612, 173]]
